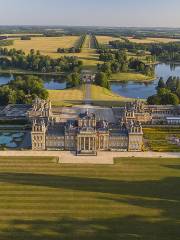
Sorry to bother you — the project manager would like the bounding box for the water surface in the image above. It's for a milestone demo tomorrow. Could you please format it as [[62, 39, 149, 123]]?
[[0, 73, 67, 90], [110, 63, 180, 99]]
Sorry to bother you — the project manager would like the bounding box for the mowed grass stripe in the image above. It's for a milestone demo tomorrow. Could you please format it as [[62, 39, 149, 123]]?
[[0, 157, 179, 240]]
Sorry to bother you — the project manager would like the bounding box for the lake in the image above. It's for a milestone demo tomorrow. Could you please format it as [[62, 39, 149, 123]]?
[[0, 74, 67, 90], [111, 63, 180, 99], [0, 63, 180, 98]]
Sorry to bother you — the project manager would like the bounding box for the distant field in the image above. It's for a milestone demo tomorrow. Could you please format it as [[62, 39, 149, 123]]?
[[83, 34, 91, 49], [0, 156, 180, 240], [127, 37, 180, 44], [6, 35, 100, 69], [7, 36, 80, 57], [48, 86, 85, 106], [144, 127, 180, 152], [96, 35, 122, 45], [0, 33, 43, 37], [74, 35, 100, 69]]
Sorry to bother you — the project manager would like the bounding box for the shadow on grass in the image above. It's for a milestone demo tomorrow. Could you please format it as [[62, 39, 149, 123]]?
[[162, 164, 180, 170], [0, 173, 180, 201], [0, 173, 180, 239], [1, 215, 180, 240]]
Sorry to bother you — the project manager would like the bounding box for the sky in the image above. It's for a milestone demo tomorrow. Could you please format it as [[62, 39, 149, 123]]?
[[0, 0, 180, 27]]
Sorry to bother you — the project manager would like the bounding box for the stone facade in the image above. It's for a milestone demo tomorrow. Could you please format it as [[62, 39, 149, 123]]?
[[123, 100, 180, 125], [29, 99, 143, 154], [29, 98, 180, 154]]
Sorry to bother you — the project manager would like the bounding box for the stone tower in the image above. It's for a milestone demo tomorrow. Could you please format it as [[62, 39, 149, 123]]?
[[31, 119, 47, 151]]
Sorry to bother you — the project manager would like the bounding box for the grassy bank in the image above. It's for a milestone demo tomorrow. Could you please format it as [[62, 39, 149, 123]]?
[[110, 72, 155, 82], [0, 68, 65, 76], [91, 84, 132, 106], [144, 127, 180, 152], [48, 85, 85, 107], [0, 156, 180, 239]]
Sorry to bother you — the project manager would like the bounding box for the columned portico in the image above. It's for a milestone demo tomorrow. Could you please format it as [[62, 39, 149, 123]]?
[[77, 135, 97, 156]]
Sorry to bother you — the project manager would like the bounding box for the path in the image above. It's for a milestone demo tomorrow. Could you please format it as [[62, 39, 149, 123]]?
[[0, 151, 180, 165], [84, 82, 92, 104]]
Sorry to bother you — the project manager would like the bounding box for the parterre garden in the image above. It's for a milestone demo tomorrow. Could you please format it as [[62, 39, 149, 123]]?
[[144, 127, 180, 152], [0, 156, 180, 239]]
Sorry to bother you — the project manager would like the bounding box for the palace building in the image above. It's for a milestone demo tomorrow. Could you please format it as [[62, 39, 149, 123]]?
[[29, 98, 143, 154], [28, 98, 180, 154]]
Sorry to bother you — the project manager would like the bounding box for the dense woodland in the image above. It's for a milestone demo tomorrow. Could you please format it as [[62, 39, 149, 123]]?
[[94, 50, 155, 89], [150, 43, 180, 62], [109, 39, 180, 62], [147, 76, 180, 105], [0, 48, 83, 73], [0, 75, 48, 105], [99, 50, 154, 76]]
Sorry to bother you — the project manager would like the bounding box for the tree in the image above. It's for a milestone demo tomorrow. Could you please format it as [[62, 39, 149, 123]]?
[[111, 62, 120, 73], [67, 72, 80, 88], [176, 80, 180, 98], [121, 63, 128, 72], [97, 63, 112, 78], [95, 72, 110, 89], [162, 93, 179, 105], [0, 75, 48, 105], [157, 77, 165, 90], [147, 95, 161, 105], [166, 76, 177, 92], [0, 48, 83, 74], [0, 85, 17, 105], [158, 88, 171, 96]]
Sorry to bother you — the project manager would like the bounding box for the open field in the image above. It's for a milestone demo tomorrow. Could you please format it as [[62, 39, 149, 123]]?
[[127, 37, 180, 44], [7, 36, 80, 57], [96, 35, 122, 45], [83, 34, 91, 49], [144, 127, 180, 152], [72, 34, 100, 69], [0, 33, 43, 37], [5, 35, 100, 69], [0, 156, 180, 239], [48, 85, 85, 106], [110, 72, 154, 82], [91, 84, 132, 106], [77, 49, 100, 70], [7, 35, 101, 70]]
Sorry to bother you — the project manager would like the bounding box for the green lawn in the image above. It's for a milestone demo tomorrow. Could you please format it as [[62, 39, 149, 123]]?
[[0, 157, 180, 240], [144, 127, 180, 152], [48, 85, 85, 106], [110, 72, 155, 82], [90, 84, 132, 107]]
